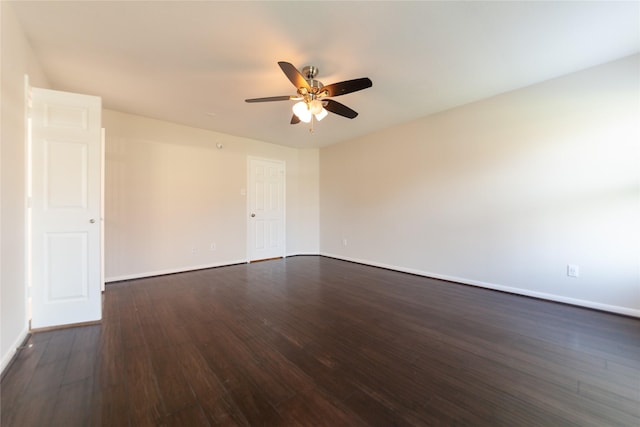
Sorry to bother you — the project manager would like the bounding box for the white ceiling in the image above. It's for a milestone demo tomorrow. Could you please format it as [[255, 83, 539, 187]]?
[[10, 1, 640, 148]]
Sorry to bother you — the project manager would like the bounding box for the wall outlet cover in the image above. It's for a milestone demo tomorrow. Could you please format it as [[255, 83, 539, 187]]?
[[567, 264, 579, 278]]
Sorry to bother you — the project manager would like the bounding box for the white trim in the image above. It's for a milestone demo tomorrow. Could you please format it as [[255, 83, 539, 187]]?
[[1, 326, 29, 375], [105, 259, 247, 283], [319, 252, 640, 318], [24, 74, 32, 324], [100, 128, 105, 291], [286, 252, 319, 257], [105, 251, 640, 318]]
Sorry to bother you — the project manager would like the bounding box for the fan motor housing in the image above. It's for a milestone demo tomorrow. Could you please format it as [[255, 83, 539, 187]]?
[[307, 79, 324, 89]]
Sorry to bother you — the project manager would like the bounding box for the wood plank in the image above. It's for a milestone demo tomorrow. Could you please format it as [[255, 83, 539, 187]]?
[[90, 384, 131, 427], [122, 344, 165, 425], [150, 346, 197, 416], [50, 378, 93, 426]]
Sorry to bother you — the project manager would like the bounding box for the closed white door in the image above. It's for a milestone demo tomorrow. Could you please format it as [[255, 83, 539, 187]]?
[[30, 87, 102, 329], [248, 158, 285, 261]]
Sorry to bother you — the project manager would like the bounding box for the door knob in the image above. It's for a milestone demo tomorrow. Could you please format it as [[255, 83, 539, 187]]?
[[251, 213, 256, 217], [89, 218, 96, 224]]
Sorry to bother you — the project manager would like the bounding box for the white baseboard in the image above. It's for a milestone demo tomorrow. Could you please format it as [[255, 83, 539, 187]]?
[[1, 326, 29, 376], [104, 253, 639, 318], [105, 255, 320, 283], [320, 252, 640, 318], [105, 259, 247, 283]]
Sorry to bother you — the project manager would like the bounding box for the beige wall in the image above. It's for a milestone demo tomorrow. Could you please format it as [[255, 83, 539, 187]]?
[[0, 2, 50, 371], [104, 110, 319, 281], [320, 55, 640, 315]]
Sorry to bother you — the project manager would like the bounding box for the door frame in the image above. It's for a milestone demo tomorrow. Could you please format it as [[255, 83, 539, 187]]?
[[246, 156, 286, 262]]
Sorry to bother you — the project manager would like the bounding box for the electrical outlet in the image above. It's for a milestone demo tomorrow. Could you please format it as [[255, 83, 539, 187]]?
[[191, 246, 197, 254], [210, 243, 217, 251], [342, 238, 348, 246], [567, 264, 579, 278]]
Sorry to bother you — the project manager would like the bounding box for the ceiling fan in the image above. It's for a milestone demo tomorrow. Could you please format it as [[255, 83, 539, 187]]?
[[245, 61, 373, 131]]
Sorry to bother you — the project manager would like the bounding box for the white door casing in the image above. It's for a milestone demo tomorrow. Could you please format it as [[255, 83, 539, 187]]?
[[30, 87, 102, 329], [247, 157, 285, 261]]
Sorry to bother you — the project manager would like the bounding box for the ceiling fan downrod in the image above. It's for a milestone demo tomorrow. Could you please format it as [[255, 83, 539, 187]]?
[[302, 65, 318, 80]]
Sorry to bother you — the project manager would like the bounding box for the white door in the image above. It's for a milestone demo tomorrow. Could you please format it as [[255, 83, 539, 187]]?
[[30, 87, 102, 329], [248, 158, 285, 261]]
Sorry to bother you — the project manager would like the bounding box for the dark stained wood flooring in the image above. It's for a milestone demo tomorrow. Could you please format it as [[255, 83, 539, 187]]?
[[2, 256, 639, 426]]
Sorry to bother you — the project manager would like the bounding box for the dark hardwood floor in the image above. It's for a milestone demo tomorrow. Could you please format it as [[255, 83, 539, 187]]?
[[2, 256, 639, 426]]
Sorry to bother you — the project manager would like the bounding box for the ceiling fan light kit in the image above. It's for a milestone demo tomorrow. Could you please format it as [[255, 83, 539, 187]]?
[[292, 99, 327, 123], [245, 61, 372, 132]]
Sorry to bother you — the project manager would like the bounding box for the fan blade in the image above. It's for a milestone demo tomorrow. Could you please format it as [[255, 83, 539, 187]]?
[[324, 99, 358, 119], [290, 114, 300, 125], [321, 78, 372, 97], [245, 95, 296, 103], [278, 61, 311, 90]]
